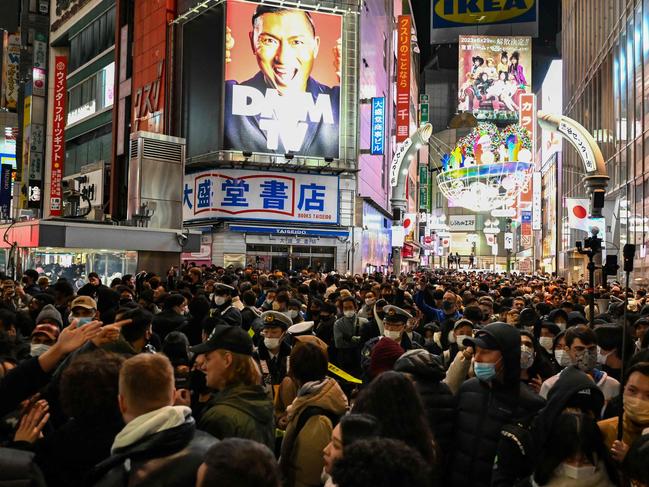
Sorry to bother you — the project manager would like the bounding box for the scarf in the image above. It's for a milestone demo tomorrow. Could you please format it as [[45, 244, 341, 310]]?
[[111, 405, 191, 453]]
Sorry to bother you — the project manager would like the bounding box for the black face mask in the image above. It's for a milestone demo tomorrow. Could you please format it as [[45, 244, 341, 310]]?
[[189, 369, 209, 395], [119, 298, 133, 305]]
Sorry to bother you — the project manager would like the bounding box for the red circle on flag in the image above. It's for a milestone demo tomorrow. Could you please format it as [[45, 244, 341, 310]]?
[[403, 218, 411, 228], [573, 205, 587, 219]]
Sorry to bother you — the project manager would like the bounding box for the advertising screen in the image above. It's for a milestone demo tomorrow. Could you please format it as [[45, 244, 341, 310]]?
[[224, 0, 342, 158], [458, 35, 531, 123]]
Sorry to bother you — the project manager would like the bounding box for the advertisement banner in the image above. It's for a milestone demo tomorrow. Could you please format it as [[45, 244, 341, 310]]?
[[396, 15, 411, 143], [370, 97, 385, 155], [419, 165, 429, 211], [458, 35, 531, 123], [223, 0, 342, 158], [431, 0, 538, 44], [541, 60, 562, 165], [1, 32, 20, 110], [183, 169, 339, 224], [0, 164, 11, 218], [532, 171, 542, 230], [50, 56, 67, 216]]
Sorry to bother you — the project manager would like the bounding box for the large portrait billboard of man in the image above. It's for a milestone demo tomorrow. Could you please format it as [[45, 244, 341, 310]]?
[[224, 0, 342, 158]]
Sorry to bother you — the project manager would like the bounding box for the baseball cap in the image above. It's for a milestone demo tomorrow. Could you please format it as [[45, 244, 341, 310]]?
[[463, 329, 500, 350], [71, 296, 97, 310], [190, 325, 253, 356]]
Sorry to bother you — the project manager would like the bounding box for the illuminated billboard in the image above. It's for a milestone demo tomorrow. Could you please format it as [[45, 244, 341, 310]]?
[[458, 35, 531, 123], [223, 0, 342, 158]]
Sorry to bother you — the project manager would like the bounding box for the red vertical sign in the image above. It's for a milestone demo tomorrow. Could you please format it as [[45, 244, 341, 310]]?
[[518, 93, 536, 248], [50, 56, 67, 217], [396, 15, 411, 143]]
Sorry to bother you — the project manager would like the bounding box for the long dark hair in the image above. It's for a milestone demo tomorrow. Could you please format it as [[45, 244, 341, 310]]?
[[352, 371, 437, 466], [533, 412, 618, 485]]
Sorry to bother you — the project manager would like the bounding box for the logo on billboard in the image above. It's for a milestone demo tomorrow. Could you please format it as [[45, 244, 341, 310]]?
[[433, 0, 536, 27], [458, 35, 532, 123], [223, 0, 342, 158]]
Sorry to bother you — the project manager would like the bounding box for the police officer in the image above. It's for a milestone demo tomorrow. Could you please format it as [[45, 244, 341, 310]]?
[[210, 283, 242, 327], [382, 305, 421, 351], [255, 311, 292, 397]]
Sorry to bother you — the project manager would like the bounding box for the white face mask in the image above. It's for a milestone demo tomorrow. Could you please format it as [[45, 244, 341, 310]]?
[[456, 334, 471, 350], [555, 321, 566, 331], [560, 463, 597, 480], [539, 336, 554, 352], [597, 346, 613, 365], [554, 349, 571, 367], [30, 343, 51, 357], [344, 310, 356, 319], [288, 310, 299, 319], [384, 329, 401, 341], [365, 298, 376, 306], [214, 296, 227, 306], [264, 337, 281, 350]]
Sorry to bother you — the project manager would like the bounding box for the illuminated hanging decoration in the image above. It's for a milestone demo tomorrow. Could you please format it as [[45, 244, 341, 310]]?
[[437, 122, 533, 212]]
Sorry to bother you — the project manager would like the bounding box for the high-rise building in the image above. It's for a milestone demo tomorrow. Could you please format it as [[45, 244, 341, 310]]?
[[561, 0, 648, 282]]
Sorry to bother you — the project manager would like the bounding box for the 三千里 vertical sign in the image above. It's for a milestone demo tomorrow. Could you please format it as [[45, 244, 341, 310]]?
[[50, 56, 67, 217], [396, 15, 411, 143], [371, 97, 385, 155]]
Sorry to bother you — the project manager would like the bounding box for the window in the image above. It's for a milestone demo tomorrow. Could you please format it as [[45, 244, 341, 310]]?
[[69, 6, 115, 71], [67, 62, 115, 125]]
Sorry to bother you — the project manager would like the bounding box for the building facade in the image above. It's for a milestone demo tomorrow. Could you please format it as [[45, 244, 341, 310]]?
[[562, 0, 649, 283]]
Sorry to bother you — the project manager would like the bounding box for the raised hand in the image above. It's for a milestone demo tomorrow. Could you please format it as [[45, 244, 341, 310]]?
[[91, 319, 133, 347], [14, 399, 49, 443]]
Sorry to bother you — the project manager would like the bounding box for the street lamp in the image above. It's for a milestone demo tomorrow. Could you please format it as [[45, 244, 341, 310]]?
[[575, 227, 602, 328]]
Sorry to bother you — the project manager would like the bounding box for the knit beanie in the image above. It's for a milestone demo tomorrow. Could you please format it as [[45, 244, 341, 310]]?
[[35, 304, 63, 328], [369, 338, 404, 379]]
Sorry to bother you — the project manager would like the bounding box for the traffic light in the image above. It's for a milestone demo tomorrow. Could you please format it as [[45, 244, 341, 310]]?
[[603, 255, 618, 277]]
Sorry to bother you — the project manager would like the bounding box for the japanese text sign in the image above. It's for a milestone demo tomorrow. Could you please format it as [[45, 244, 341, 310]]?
[[371, 97, 385, 155], [396, 15, 411, 143], [183, 169, 339, 224], [50, 56, 67, 216]]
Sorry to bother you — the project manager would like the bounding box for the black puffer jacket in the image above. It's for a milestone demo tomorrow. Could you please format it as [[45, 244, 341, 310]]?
[[393, 349, 456, 460], [448, 322, 545, 487], [91, 416, 216, 487]]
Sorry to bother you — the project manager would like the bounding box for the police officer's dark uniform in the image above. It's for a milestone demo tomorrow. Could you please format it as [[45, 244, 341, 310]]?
[[255, 311, 292, 397], [210, 283, 242, 327]]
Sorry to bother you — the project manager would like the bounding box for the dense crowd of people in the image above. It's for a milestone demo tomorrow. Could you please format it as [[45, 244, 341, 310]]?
[[1, 264, 649, 486]]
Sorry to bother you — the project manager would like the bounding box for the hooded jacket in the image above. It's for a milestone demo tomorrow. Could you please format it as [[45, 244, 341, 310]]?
[[279, 378, 348, 487], [198, 383, 274, 450], [393, 350, 457, 463], [92, 407, 216, 487], [448, 322, 545, 487]]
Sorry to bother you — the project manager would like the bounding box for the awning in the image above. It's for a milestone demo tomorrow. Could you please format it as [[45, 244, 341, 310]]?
[[0, 220, 201, 253]]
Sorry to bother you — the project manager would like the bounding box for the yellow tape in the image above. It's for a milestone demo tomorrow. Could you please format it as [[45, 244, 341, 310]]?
[[248, 328, 255, 338], [328, 363, 362, 384], [275, 428, 285, 438]]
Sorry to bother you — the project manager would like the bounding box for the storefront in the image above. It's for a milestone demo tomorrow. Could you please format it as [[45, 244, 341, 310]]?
[[0, 220, 200, 283], [360, 201, 392, 274], [207, 225, 349, 273]]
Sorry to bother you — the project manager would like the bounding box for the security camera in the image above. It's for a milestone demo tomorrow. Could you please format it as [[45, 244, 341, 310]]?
[[176, 232, 188, 247]]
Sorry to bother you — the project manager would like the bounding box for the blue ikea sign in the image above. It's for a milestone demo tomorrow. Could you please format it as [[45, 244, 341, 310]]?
[[433, 0, 536, 29]]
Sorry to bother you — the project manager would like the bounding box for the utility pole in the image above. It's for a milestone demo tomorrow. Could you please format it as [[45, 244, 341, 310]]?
[[576, 227, 602, 328]]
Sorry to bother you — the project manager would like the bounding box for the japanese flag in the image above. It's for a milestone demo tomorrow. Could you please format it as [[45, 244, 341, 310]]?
[[566, 198, 605, 234]]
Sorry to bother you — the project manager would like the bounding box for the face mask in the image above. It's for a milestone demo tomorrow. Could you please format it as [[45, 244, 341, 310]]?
[[344, 310, 356, 319], [520, 345, 534, 370], [264, 337, 281, 350], [597, 346, 614, 366], [524, 325, 534, 334], [30, 343, 51, 357], [384, 330, 401, 341], [624, 395, 649, 425], [555, 321, 566, 331], [573, 349, 597, 372], [424, 338, 435, 345], [365, 298, 376, 306], [456, 335, 470, 350], [560, 463, 596, 480], [214, 296, 227, 306], [474, 361, 497, 382], [554, 349, 572, 367], [539, 336, 554, 352], [265, 298, 274, 305], [288, 310, 299, 319]]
